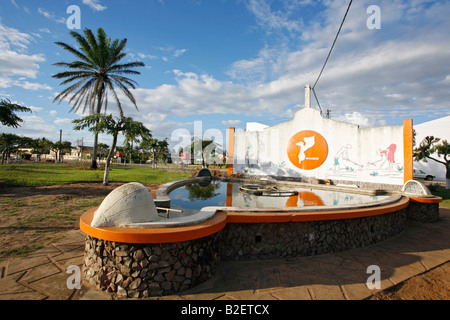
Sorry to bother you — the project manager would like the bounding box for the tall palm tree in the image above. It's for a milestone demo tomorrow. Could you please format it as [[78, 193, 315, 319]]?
[[52, 28, 145, 169]]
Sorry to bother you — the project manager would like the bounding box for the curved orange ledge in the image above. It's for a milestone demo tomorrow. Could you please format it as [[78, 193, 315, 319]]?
[[408, 196, 442, 204], [80, 207, 227, 244], [80, 196, 414, 244]]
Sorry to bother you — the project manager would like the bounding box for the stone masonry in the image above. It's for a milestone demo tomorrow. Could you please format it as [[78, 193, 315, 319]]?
[[220, 209, 408, 261], [83, 233, 221, 299]]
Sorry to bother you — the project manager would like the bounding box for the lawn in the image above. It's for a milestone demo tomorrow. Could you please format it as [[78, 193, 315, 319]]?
[[0, 163, 192, 187], [431, 187, 450, 208], [0, 164, 193, 261]]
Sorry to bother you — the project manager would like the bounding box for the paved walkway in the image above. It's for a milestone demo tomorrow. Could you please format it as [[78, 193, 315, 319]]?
[[1, 208, 449, 300]]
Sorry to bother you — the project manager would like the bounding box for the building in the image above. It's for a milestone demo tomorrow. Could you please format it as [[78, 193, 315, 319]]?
[[414, 115, 450, 182]]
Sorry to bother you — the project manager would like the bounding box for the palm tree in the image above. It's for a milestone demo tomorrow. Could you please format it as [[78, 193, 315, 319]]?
[[0, 99, 31, 128], [52, 28, 145, 169]]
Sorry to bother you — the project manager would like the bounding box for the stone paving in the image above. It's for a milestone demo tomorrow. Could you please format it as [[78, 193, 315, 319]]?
[[0, 208, 449, 300]]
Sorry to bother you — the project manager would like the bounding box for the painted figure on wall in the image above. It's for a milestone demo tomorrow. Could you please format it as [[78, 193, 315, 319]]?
[[379, 144, 397, 169], [296, 136, 315, 165]]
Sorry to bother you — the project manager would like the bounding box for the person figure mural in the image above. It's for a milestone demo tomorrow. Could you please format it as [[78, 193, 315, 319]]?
[[379, 144, 397, 170], [296, 136, 315, 165]]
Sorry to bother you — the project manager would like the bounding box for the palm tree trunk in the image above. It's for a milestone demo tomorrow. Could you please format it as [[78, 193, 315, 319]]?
[[91, 133, 98, 169], [91, 88, 103, 170], [104, 134, 118, 186]]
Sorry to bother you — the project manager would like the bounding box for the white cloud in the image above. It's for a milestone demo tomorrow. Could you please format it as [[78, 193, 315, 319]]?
[[37, 8, 65, 24], [0, 21, 51, 92], [334, 111, 387, 128], [173, 48, 187, 58], [222, 120, 242, 126], [38, 28, 51, 34], [82, 0, 107, 11], [0, 51, 45, 80], [13, 79, 52, 91], [0, 22, 33, 52], [28, 106, 43, 112], [244, 0, 304, 35], [0, 115, 56, 139], [53, 118, 73, 125], [138, 52, 158, 60]]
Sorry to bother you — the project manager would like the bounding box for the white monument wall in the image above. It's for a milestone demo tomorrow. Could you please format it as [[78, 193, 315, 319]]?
[[233, 107, 405, 185]]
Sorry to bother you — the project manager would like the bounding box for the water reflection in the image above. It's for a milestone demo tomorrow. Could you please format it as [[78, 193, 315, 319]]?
[[167, 180, 389, 213], [184, 179, 220, 201]]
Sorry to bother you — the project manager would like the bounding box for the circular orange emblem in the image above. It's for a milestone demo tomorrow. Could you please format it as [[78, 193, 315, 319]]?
[[287, 130, 328, 170]]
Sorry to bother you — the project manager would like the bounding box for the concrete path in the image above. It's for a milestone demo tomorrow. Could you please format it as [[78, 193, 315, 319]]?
[[1, 208, 449, 301]]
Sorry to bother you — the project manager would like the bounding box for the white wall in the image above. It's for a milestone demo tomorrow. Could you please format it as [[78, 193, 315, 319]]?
[[233, 107, 405, 185], [414, 115, 450, 181]]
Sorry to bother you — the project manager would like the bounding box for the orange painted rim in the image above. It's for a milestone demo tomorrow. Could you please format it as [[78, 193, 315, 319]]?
[[80, 196, 413, 243], [80, 207, 227, 244], [225, 196, 410, 223], [409, 196, 442, 204]]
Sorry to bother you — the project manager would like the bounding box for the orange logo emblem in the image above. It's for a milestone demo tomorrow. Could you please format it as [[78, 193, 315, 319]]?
[[287, 130, 328, 170]]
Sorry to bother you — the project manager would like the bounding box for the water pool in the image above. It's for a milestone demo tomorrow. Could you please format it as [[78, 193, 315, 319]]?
[[164, 180, 390, 217]]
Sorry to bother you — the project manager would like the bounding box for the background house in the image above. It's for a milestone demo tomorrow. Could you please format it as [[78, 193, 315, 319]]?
[[414, 115, 450, 181]]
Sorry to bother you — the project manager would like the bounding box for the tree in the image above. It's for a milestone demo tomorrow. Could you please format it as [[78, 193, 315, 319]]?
[[140, 137, 168, 169], [73, 114, 151, 185], [52, 141, 72, 163], [0, 133, 21, 164], [97, 143, 109, 161], [0, 99, 31, 128], [414, 136, 450, 189], [190, 138, 218, 168], [30, 138, 53, 163], [52, 28, 145, 169]]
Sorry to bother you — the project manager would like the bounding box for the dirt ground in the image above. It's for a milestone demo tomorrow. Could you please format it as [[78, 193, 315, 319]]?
[[0, 182, 449, 300], [0, 182, 161, 265]]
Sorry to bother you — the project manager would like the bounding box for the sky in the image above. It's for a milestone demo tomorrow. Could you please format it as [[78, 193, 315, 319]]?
[[0, 0, 449, 151]]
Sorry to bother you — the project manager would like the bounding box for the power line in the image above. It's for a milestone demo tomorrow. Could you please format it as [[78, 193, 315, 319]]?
[[311, 87, 323, 116], [312, 0, 353, 90]]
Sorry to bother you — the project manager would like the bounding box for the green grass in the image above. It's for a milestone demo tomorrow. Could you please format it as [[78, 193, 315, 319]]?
[[431, 188, 450, 208], [0, 164, 191, 187]]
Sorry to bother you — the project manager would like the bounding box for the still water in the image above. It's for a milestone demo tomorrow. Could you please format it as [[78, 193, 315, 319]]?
[[163, 180, 388, 218]]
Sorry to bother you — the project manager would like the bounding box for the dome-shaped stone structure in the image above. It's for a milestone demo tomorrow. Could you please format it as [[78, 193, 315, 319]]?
[[91, 182, 160, 228]]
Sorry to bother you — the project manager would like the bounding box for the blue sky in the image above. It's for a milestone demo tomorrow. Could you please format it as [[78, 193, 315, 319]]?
[[0, 0, 449, 150]]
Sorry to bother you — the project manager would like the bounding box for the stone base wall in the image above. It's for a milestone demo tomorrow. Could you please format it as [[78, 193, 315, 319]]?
[[84, 208, 409, 297], [220, 209, 408, 261], [83, 233, 221, 299], [407, 202, 440, 223]]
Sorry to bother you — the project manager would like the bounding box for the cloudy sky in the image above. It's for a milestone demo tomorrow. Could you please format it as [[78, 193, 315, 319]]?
[[0, 0, 449, 150]]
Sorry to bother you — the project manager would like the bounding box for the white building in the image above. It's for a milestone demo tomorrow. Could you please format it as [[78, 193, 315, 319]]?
[[414, 115, 450, 182]]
